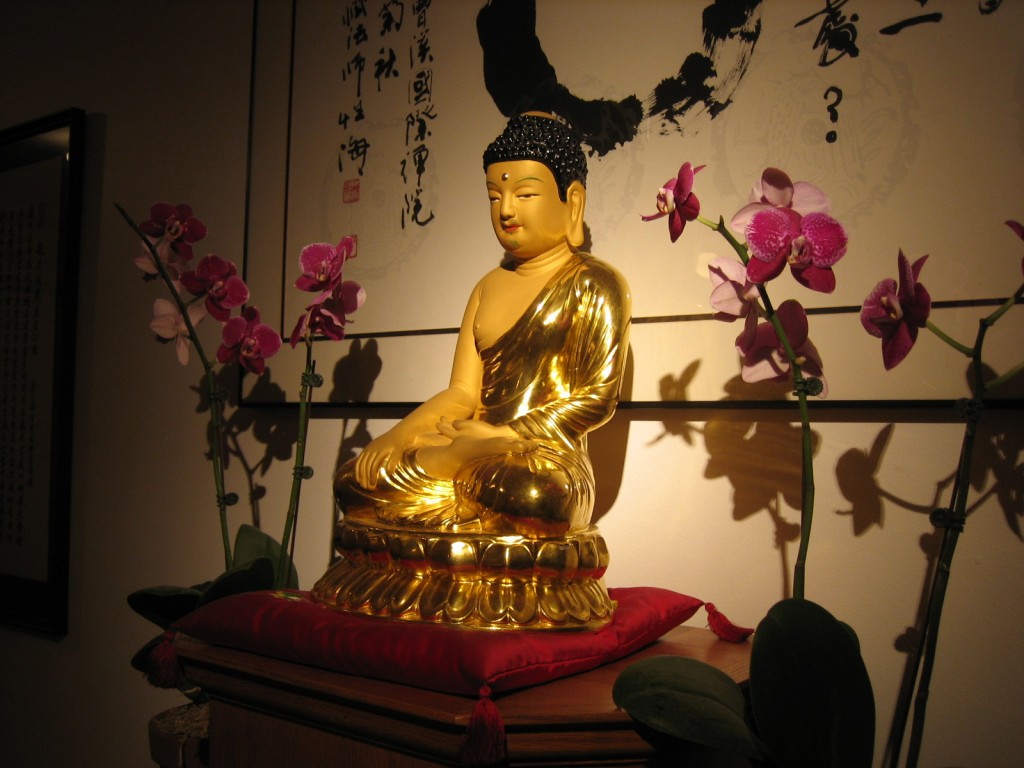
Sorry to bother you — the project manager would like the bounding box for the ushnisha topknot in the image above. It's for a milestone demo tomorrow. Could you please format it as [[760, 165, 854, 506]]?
[[482, 113, 587, 201]]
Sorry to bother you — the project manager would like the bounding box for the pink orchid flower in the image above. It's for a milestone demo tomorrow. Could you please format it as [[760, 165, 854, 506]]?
[[729, 167, 831, 232], [295, 236, 358, 298], [150, 297, 207, 366], [641, 162, 705, 242], [709, 255, 759, 321], [139, 203, 207, 264], [745, 208, 848, 293], [738, 299, 827, 395], [860, 250, 931, 370], [709, 255, 760, 352], [179, 255, 250, 322], [133, 237, 200, 281], [217, 306, 282, 375], [290, 280, 366, 347]]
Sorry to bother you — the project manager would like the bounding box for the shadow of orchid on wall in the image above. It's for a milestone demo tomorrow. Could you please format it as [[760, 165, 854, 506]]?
[[185, 337, 387, 573], [647, 361, 703, 448], [837, 408, 1024, 768], [327, 338, 384, 475], [835, 423, 898, 535], [186, 339, 389, 534], [191, 366, 298, 530], [834, 403, 1024, 767], [654, 367, 818, 600], [836, 418, 1024, 539]]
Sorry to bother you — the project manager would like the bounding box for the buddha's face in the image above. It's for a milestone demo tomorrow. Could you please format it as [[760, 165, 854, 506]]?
[[485, 160, 576, 260]]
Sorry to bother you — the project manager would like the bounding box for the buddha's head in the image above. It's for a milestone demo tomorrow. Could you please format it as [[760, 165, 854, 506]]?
[[483, 113, 587, 258]]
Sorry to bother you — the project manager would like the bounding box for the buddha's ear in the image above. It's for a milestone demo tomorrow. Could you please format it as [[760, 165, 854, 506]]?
[[566, 181, 586, 248]]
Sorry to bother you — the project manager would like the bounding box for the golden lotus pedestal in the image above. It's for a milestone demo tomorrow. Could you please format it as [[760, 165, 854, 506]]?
[[311, 518, 614, 630]]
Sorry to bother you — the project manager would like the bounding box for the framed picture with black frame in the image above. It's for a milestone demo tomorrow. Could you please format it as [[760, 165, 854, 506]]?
[[0, 108, 85, 637]]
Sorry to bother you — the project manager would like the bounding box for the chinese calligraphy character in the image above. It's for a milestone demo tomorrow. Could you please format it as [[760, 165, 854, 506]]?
[[400, 142, 431, 187], [374, 47, 400, 90], [379, 0, 405, 35], [402, 190, 435, 228], [342, 0, 368, 26], [343, 52, 367, 98], [412, 29, 432, 64], [405, 107, 435, 145], [340, 136, 371, 176], [880, 11, 941, 35], [347, 22, 368, 49], [409, 68, 432, 105], [795, 0, 861, 66]]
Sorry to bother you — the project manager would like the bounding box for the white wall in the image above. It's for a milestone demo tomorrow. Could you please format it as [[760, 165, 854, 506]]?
[[0, 2, 1022, 767]]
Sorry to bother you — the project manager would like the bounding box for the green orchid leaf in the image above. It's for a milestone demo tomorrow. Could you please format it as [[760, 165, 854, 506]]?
[[232, 524, 299, 588], [127, 585, 204, 629], [195, 556, 276, 608], [838, 619, 862, 651], [613, 655, 762, 758], [749, 598, 875, 768]]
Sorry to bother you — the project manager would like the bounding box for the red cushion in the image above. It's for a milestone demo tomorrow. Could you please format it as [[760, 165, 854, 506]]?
[[172, 586, 703, 696]]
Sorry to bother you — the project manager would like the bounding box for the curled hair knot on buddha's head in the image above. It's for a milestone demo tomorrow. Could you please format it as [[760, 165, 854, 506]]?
[[482, 113, 587, 201]]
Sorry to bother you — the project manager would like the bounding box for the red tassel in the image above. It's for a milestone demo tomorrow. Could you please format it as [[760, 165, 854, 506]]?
[[145, 630, 185, 688], [705, 603, 754, 643], [458, 685, 506, 766]]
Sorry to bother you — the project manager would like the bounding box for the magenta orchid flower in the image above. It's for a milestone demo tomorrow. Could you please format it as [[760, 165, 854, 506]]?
[[745, 208, 848, 293], [179, 255, 250, 322], [738, 299, 827, 395], [641, 162, 705, 242], [730, 167, 831, 232], [290, 280, 366, 347], [139, 203, 207, 264], [295, 236, 358, 297], [860, 250, 931, 370], [217, 306, 282, 375], [150, 298, 206, 366]]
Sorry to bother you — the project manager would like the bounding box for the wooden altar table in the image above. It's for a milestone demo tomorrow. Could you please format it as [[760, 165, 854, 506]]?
[[173, 624, 751, 767]]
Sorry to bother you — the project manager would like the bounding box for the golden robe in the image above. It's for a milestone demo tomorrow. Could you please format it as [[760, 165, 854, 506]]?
[[335, 252, 631, 537]]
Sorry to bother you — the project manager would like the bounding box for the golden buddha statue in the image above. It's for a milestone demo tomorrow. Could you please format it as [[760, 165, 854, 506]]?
[[313, 113, 632, 629]]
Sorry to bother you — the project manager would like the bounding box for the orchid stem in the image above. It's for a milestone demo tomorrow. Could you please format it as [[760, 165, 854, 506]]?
[[115, 203, 233, 570], [986, 359, 1024, 392], [983, 282, 1024, 326], [904, 400, 979, 768], [902, 294, 1018, 766], [792, 384, 815, 601], [276, 337, 318, 588], [925, 321, 973, 358], [701, 209, 816, 600], [977, 283, 1024, 391], [754, 282, 815, 601], [699, 215, 750, 265]]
